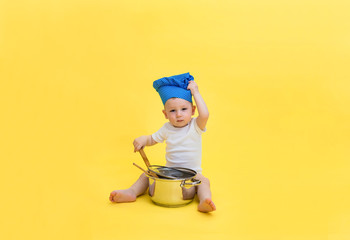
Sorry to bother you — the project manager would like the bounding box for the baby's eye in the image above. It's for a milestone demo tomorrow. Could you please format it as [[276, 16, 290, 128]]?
[[170, 110, 175, 112], [182, 108, 187, 111]]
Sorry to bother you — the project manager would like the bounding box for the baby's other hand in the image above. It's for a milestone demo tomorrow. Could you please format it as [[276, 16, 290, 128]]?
[[187, 81, 199, 95]]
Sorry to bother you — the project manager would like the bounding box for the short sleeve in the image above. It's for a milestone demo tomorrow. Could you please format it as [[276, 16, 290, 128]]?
[[193, 117, 206, 135], [152, 124, 168, 143]]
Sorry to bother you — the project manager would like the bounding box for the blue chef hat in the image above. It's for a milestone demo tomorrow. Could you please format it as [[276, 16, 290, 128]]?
[[153, 72, 194, 105]]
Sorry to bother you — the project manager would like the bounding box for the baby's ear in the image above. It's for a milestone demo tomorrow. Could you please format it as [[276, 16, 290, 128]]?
[[192, 105, 196, 115], [162, 109, 168, 119]]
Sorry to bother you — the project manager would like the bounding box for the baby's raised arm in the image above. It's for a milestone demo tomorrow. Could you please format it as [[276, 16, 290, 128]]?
[[133, 135, 157, 152], [187, 81, 209, 130]]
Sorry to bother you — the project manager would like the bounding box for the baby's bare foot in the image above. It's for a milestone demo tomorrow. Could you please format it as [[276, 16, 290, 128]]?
[[198, 198, 216, 213], [109, 189, 136, 203]]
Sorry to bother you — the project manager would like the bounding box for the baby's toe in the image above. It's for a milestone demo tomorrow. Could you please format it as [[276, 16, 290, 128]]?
[[109, 191, 116, 202]]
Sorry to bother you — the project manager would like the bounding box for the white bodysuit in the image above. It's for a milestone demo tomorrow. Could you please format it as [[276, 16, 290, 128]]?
[[151, 117, 205, 173]]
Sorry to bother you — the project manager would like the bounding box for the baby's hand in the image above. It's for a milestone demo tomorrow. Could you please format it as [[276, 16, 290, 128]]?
[[133, 136, 147, 152], [187, 81, 199, 95]]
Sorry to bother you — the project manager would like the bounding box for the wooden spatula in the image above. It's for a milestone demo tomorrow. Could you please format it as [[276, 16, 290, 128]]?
[[138, 149, 158, 178]]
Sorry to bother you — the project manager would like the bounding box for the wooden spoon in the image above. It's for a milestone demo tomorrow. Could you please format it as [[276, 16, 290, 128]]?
[[137, 149, 158, 178], [133, 162, 149, 175], [133, 162, 158, 178], [139, 148, 151, 168]]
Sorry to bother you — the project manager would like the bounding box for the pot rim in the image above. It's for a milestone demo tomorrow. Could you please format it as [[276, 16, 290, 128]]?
[[147, 165, 197, 181], [146, 174, 198, 181]]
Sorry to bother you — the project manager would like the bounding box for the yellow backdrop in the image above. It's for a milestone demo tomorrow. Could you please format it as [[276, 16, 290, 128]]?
[[1, 0, 350, 239]]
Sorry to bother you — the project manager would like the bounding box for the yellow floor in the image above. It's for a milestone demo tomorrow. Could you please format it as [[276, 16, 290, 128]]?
[[1, 1, 350, 239]]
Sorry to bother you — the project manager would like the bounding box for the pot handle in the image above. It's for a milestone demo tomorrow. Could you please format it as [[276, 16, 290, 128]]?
[[180, 178, 201, 189]]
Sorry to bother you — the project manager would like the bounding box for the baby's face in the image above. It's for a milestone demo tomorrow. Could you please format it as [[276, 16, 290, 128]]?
[[163, 98, 195, 128]]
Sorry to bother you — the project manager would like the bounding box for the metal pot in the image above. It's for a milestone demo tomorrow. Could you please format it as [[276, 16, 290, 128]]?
[[146, 166, 201, 207]]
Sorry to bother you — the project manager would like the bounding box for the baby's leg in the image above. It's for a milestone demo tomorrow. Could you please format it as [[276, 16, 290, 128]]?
[[109, 173, 149, 203], [196, 173, 216, 213]]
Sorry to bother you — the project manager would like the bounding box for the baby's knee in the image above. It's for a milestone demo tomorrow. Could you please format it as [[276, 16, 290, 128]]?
[[197, 174, 210, 186], [202, 177, 210, 186], [139, 173, 149, 182]]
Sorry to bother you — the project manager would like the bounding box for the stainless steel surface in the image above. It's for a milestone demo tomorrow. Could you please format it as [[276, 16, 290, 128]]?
[[148, 165, 196, 179], [180, 178, 201, 189], [147, 174, 201, 207]]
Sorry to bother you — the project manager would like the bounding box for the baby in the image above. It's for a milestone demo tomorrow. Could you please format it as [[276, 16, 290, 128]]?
[[109, 73, 216, 213]]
